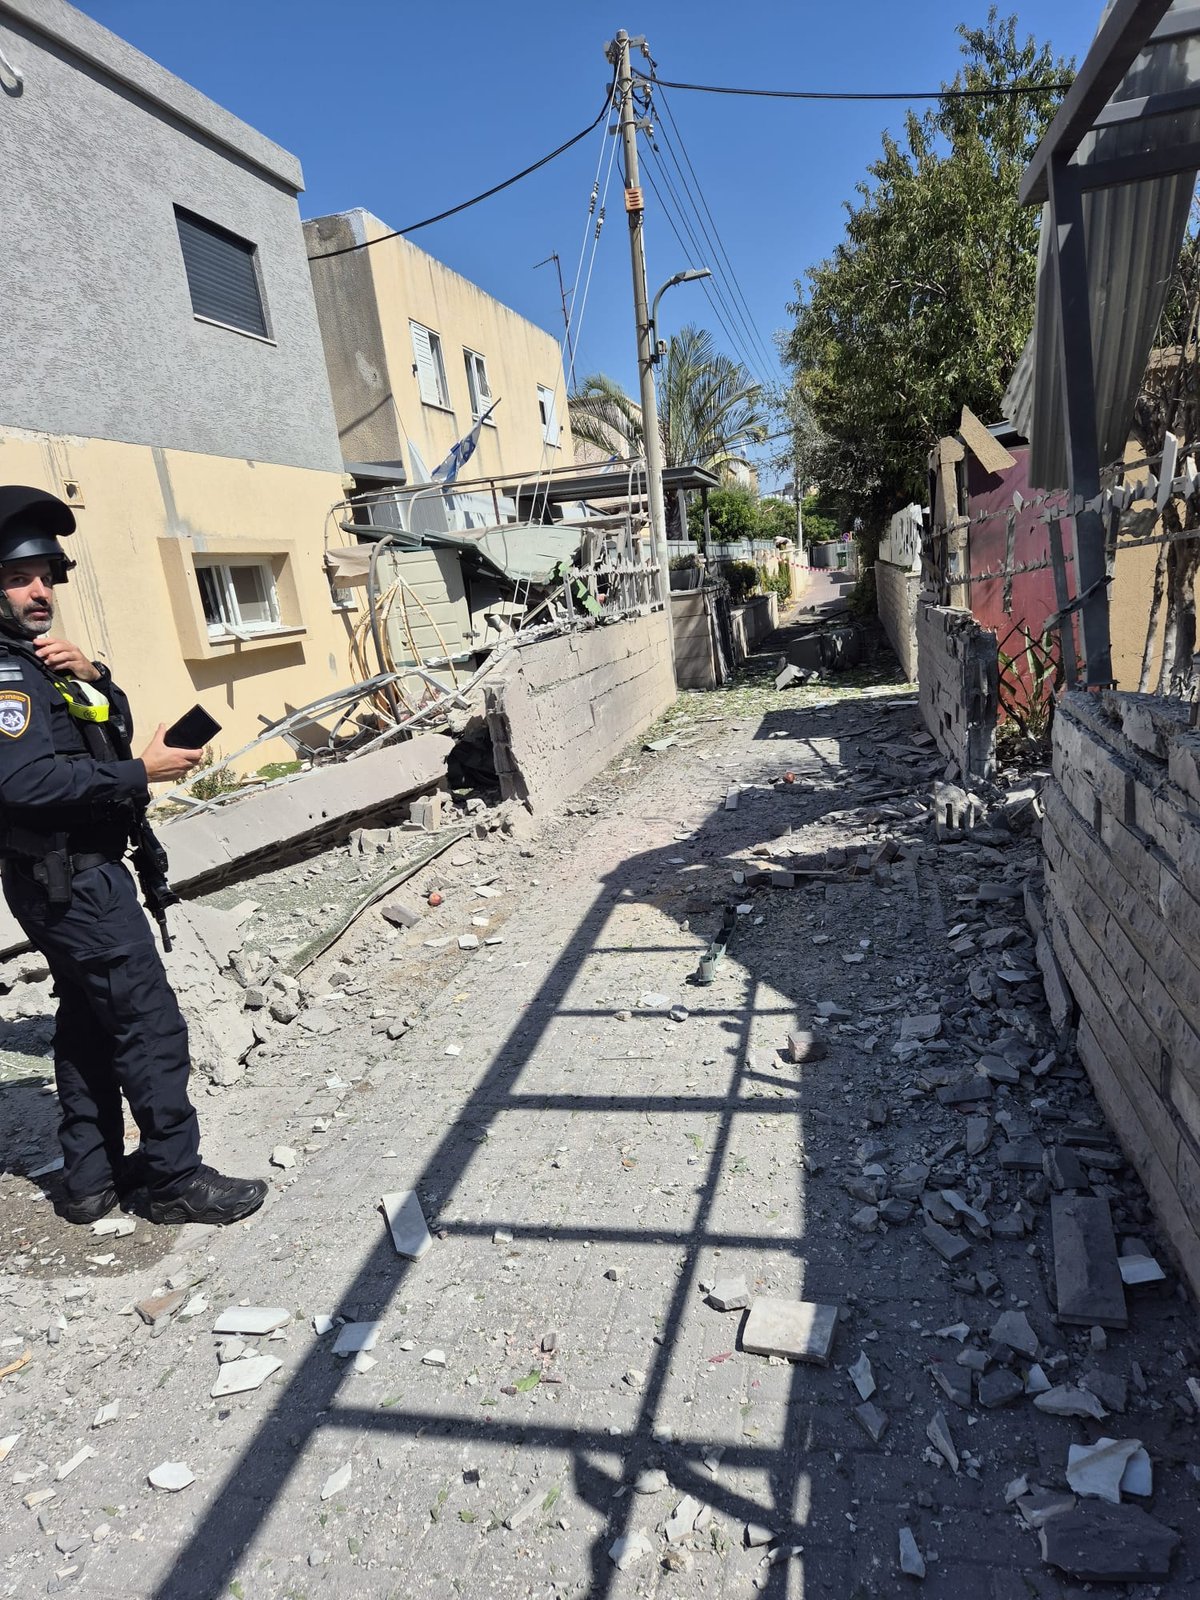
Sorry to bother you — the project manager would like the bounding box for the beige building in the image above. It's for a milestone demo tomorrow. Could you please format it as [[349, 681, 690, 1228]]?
[[304, 211, 573, 513], [1, 0, 354, 766]]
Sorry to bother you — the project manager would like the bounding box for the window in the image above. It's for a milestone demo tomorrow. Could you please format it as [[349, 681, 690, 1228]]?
[[537, 384, 560, 446], [463, 348, 495, 422], [195, 560, 280, 639], [175, 207, 269, 339], [410, 322, 451, 408]]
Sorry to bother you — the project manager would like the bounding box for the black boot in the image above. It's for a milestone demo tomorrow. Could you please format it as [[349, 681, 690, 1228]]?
[[56, 1183, 119, 1225], [148, 1165, 267, 1226]]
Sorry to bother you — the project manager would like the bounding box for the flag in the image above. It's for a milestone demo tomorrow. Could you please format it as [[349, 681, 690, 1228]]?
[[432, 401, 499, 487]]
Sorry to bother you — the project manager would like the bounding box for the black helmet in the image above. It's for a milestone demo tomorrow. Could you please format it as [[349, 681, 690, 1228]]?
[[0, 487, 77, 582]]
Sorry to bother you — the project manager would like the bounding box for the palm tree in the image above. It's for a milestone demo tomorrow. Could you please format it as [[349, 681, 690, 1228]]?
[[569, 326, 767, 480]]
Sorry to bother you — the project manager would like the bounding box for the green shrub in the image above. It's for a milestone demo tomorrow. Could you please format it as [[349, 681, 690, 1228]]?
[[723, 559, 759, 603], [758, 565, 792, 601], [689, 485, 758, 543]]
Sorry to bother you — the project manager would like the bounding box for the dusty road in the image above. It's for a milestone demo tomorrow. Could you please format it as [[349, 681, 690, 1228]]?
[[0, 636, 1196, 1600]]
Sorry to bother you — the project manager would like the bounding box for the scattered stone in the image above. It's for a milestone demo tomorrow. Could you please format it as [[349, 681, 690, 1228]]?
[[633, 1467, 668, 1495], [965, 1116, 992, 1157], [977, 1369, 1023, 1409], [210, 1354, 282, 1397], [1039, 1503, 1180, 1581], [741, 1297, 838, 1365], [1118, 1254, 1166, 1286], [998, 1139, 1044, 1171], [926, 1409, 959, 1472], [787, 1030, 827, 1064], [320, 1462, 351, 1501], [665, 1495, 703, 1542], [609, 1530, 653, 1570], [381, 1190, 433, 1260], [90, 1216, 135, 1237], [990, 1310, 1039, 1357], [932, 1364, 972, 1408], [422, 1349, 447, 1367], [55, 1447, 95, 1481], [745, 1522, 775, 1548], [91, 1402, 119, 1429], [1034, 1385, 1107, 1420], [922, 1222, 971, 1264], [135, 1290, 187, 1327], [848, 1350, 876, 1400], [854, 1401, 889, 1443], [212, 1307, 291, 1336], [1052, 1195, 1128, 1327], [901, 1013, 942, 1041], [148, 1462, 194, 1492], [879, 1198, 914, 1224], [1066, 1438, 1143, 1505], [269, 1145, 297, 1170], [332, 1322, 379, 1357], [1044, 1146, 1088, 1191], [707, 1277, 750, 1312], [936, 1078, 993, 1107], [898, 1526, 926, 1579], [1081, 1369, 1127, 1414]]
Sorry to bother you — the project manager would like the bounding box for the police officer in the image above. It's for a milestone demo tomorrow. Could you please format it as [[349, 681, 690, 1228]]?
[[0, 486, 267, 1227]]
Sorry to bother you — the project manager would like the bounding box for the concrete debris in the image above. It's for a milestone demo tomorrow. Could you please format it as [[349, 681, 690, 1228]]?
[[922, 1221, 971, 1264], [926, 1409, 959, 1472], [135, 1290, 187, 1327], [1052, 1194, 1128, 1328], [1118, 1254, 1166, 1285], [633, 1467, 668, 1495], [320, 1462, 352, 1501], [1033, 1385, 1108, 1420], [664, 1494, 704, 1542], [55, 1446, 95, 1481], [211, 1307, 291, 1336], [854, 1402, 889, 1443], [210, 1354, 282, 1398], [381, 1190, 433, 1260], [741, 1297, 838, 1365], [900, 1012, 942, 1041], [990, 1310, 1039, 1358], [1018, 1489, 1076, 1529], [1065, 1438, 1145, 1504], [148, 1462, 194, 1492], [422, 1349, 447, 1366], [898, 1526, 926, 1579], [269, 1145, 297, 1169], [707, 1276, 750, 1312], [1080, 1369, 1127, 1413], [91, 1402, 119, 1429], [609, 1530, 653, 1570], [745, 1522, 775, 1548], [1038, 1503, 1180, 1581], [90, 1216, 135, 1237], [787, 1029, 827, 1063], [848, 1349, 876, 1400], [331, 1322, 379, 1358], [977, 1369, 1023, 1408]]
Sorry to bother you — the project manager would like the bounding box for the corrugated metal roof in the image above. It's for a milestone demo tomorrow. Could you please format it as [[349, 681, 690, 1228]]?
[[1004, 3, 1200, 490]]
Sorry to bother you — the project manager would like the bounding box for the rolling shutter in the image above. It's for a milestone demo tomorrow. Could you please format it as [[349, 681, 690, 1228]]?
[[175, 208, 268, 338]]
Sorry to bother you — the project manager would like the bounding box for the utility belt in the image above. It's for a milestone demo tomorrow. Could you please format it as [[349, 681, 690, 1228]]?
[[0, 827, 126, 907]]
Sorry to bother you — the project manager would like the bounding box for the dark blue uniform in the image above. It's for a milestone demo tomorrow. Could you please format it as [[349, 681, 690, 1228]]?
[[0, 640, 200, 1202]]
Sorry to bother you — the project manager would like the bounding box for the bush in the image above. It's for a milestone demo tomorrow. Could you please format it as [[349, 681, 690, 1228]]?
[[758, 565, 792, 601], [723, 559, 759, 603], [688, 484, 758, 543]]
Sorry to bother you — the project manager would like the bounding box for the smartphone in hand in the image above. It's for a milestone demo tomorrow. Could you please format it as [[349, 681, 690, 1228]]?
[[163, 705, 222, 749]]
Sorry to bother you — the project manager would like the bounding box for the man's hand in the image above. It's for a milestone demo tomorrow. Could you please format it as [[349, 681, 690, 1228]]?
[[139, 725, 204, 785], [32, 637, 101, 682]]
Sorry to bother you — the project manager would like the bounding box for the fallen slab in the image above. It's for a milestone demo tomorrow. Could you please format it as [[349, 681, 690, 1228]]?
[[1038, 1502, 1180, 1581], [741, 1297, 838, 1364], [1051, 1195, 1128, 1328]]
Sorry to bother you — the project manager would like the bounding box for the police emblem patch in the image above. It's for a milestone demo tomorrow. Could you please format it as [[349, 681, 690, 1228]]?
[[0, 692, 31, 738]]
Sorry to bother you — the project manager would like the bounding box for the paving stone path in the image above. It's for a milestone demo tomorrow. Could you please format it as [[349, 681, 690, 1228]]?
[[1, 647, 1197, 1600]]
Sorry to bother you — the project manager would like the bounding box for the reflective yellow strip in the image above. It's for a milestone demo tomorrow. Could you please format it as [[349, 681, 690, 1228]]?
[[54, 681, 110, 724]]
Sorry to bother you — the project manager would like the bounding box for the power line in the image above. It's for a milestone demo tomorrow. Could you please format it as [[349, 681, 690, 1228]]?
[[646, 75, 1071, 102], [307, 82, 616, 262], [650, 86, 781, 385]]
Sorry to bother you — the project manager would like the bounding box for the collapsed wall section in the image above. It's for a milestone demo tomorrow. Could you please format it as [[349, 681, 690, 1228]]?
[[876, 560, 920, 681], [486, 613, 676, 810], [917, 601, 998, 779], [1041, 689, 1200, 1297]]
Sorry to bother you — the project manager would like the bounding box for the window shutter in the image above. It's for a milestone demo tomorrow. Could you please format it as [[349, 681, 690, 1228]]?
[[175, 209, 268, 337], [411, 324, 441, 406], [539, 386, 559, 445]]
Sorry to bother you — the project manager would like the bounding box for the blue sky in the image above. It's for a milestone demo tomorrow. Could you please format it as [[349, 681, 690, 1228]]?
[[83, 0, 1102, 480]]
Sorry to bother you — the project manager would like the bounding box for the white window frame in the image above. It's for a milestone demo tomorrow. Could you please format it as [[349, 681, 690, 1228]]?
[[463, 348, 495, 423], [410, 321, 451, 409], [195, 559, 282, 641], [537, 383, 560, 446]]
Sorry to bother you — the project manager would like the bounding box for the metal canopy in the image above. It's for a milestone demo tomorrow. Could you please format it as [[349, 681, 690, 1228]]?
[[1005, 0, 1200, 687]]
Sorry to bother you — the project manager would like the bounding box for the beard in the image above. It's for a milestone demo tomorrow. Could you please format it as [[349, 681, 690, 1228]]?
[[15, 599, 54, 637]]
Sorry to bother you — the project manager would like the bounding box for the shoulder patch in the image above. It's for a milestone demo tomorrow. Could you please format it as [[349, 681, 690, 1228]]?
[[0, 692, 31, 739]]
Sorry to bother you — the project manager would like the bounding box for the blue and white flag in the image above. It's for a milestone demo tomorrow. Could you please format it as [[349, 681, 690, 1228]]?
[[432, 400, 500, 487]]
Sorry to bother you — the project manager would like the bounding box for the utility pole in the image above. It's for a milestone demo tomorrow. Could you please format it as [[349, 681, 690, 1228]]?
[[606, 28, 674, 665], [533, 252, 575, 387]]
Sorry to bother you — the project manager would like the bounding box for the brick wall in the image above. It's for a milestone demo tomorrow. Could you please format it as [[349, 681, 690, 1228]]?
[[485, 613, 676, 810], [916, 602, 998, 779], [1040, 690, 1200, 1297], [876, 559, 920, 681]]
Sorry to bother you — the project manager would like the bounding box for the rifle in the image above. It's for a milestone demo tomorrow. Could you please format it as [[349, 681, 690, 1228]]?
[[130, 812, 179, 953]]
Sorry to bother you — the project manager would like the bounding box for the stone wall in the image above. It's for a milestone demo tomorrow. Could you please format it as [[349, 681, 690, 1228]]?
[[1040, 690, 1200, 1298], [876, 560, 920, 681], [916, 602, 998, 779], [486, 613, 676, 810], [729, 594, 778, 661]]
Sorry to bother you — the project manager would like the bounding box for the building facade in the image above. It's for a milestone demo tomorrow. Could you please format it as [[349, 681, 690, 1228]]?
[[304, 210, 573, 516], [0, 0, 353, 759]]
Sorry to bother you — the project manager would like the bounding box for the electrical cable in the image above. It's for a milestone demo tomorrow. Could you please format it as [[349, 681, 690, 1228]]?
[[646, 75, 1071, 102], [307, 78, 616, 262], [653, 84, 782, 384]]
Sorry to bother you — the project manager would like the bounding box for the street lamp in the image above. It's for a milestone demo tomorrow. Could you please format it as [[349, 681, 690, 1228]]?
[[650, 267, 712, 363]]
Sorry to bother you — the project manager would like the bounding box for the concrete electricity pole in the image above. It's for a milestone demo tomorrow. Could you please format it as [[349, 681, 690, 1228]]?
[[606, 29, 674, 664]]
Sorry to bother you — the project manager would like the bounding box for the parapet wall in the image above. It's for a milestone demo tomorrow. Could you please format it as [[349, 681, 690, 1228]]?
[[1041, 689, 1200, 1298], [486, 612, 676, 810], [917, 601, 998, 778], [876, 560, 920, 681]]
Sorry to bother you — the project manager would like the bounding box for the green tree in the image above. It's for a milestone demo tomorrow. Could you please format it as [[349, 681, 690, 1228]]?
[[757, 497, 799, 542], [785, 10, 1071, 522], [569, 326, 768, 479], [686, 484, 758, 543]]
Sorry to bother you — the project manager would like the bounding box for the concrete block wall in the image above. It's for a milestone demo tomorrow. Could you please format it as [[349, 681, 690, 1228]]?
[[876, 559, 920, 681], [729, 594, 778, 662], [916, 601, 998, 779], [486, 613, 676, 810], [671, 591, 719, 690], [1041, 690, 1200, 1298]]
